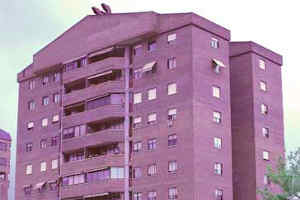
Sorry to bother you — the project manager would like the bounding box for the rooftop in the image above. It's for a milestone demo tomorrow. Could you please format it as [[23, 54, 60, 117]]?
[[0, 129, 11, 141]]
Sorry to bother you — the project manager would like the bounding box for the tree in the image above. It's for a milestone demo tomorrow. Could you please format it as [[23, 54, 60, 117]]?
[[258, 148, 300, 200]]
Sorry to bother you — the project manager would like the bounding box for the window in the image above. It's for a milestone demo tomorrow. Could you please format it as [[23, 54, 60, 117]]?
[[80, 57, 88, 66], [63, 125, 86, 139], [168, 33, 176, 43], [147, 113, 157, 125], [261, 104, 268, 114], [0, 158, 7, 166], [147, 164, 157, 176], [28, 100, 35, 111], [148, 88, 157, 100], [259, 59, 266, 71], [134, 192, 142, 200], [168, 83, 177, 95], [52, 114, 59, 123], [211, 38, 219, 48], [214, 137, 222, 149], [134, 92, 142, 104], [51, 136, 58, 146], [262, 127, 269, 138], [26, 143, 33, 152], [133, 116, 142, 128], [214, 163, 223, 175], [168, 134, 177, 147], [40, 161, 47, 172], [148, 191, 157, 200], [213, 86, 221, 98], [27, 122, 34, 130], [148, 40, 157, 51], [168, 187, 178, 200], [213, 111, 222, 123], [264, 175, 271, 185], [49, 181, 58, 191], [24, 185, 32, 195], [51, 159, 58, 169], [0, 142, 8, 152], [168, 161, 178, 173], [263, 151, 270, 160], [53, 93, 60, 104], [42, 96, 49, 106], [260, 81, 267, 91], [110, 167, 124, 179], [40, 139, 47, 149], [42, 76, 49, 86], [168, 108, 177, 121], [168, 57, 177, 69], [63, 174, 85, 186], [215, 189, 223, 200], [42, 118, 48, 127], [133, 44, 143, 56], [147, 138, 157, 150], [29, 79, 35, 90], [54, 72, 61, 82], [133, 142, 142, 152], [0, 173, 6, 181], [26, 164, 32, 175], [133, 167, 142, 179]]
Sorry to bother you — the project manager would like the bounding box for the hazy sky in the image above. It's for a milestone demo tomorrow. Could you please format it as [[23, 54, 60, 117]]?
[[1, 1, 299, 199]]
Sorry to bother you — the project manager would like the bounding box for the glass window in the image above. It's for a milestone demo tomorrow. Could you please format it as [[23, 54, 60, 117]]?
[[134, 92, 142, 104], [148, 41, 157, 51], [52, 114, 59, 123], [148, 88, 157, 100], [168, 134, 177, 147], [147, 113, 157, 124], [40, 139, 47, 149], [147, 164, 157, 176], [42, 96, 49, 106], [213, 112, 222, 123], [133, 167, 142, 179], [28, 100, 35, 111], [29, 79, 35, 90], [0, 142, 8, 152], [262, 127, 269, 138], [168, 33, 177, 43], [27, 122, 34, 130], [133, 142, 142, 152], [147, 138, 157, 150], [26, 164, 32, 175], [52, 159, 58, 169], [110, 167, 124, 179], [53, 93, 60, 104], [168, 187, 178, 200], [260, 81, 267, 91], [42, 118, 48, 127], [134, 192, 142, 200], [263, 151, 270, 160], [40, 161, 47, 172], [213, 86, 221, 98], [214, 163, 223, 175], [0, 158, 7, 166], [261, 104, 268, 114], [133, 116, 142, 128], [133, 44, 143, 56], [168, 108, 177, 121], [264, 175, 271, 185], [215, 189, 223, 200], [168, 57, 177, 69], [168, 83, 177, 95], [259, 59, 266, 70], [54, 72, 61, 82], [42, 76, 49, 86], [168, 161, 178, 173], [211, 38, 219, 48], [26, 143, 33, 152], [214, 137, 222, 149], [148, 191, 157, 200]]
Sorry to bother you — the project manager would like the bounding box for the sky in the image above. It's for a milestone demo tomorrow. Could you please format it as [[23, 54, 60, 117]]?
[[0, 1, 299, 199]]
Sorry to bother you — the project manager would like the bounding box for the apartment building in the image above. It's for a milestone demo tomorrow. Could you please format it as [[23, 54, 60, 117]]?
[[0, 129, 11, 200], [15, 7, 284, 200]]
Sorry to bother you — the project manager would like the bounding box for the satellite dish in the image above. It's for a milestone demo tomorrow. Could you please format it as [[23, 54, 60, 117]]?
[[92, 7, 105, 16], [101, 3, 112, 14]]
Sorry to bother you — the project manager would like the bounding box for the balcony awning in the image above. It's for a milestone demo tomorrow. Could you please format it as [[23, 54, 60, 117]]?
[[142, 61, 156, 72], [63, 55, 87, 65], [33, 182, 46, 190], [87, 166, 109, 173], [89, 47, 114, 58], [88, 70, 113, 80], [212, 59, 226, 68], [84, 193, 109, 198]]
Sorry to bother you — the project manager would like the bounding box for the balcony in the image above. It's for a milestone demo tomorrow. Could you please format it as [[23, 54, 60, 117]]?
[[63, 94, 124, 128], [62, 143, 124, 175], [61, 179, 124, 199]]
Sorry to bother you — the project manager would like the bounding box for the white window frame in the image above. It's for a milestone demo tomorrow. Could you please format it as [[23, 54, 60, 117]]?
[[263, 151, 270, 160], [51, 159, 58, 169], [262, 127, 269, 138], [260, 81, 267, 91], [168, 161, 178, 172], [42, 118, 48, 127], [213, 111, 222, 123], [147, 164, 157, 176], [147, 113, 157, 124], [133, 92, 142, 104], [148, 88, 157, 100], [26, 164, 32, 175], [52, 114, 59, 123], [168, 57, 177, 69], [214, 163, 223, 175], [211, 38, 219, 48], [27, 122, 34, 130], [168, 83, 177, 95], [261, 104, 268, 114], [133, 142, 142, 152], [259, 59, 266, 71], [40, 161, 47, 172], [168, 33, 177, 43], [212, 86, 221, 98], [214, 137, 222, 149]]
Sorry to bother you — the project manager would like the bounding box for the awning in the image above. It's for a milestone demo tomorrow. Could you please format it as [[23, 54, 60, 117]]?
[[142, 61, 156, 72], [88, 70, 113, 80], [212, 59, 226, 68], [84, 193, 109, 198], [87, 167, 109, 173], [89, 47, 114, 58], [168, 34, 176, 42], [33, 182, 46, 190]]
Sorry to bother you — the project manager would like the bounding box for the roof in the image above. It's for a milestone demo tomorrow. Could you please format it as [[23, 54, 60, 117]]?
[[0, 129, 11, 141]]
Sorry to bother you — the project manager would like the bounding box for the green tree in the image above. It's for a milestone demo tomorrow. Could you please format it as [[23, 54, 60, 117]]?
[[258, 148, 300, 200]]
